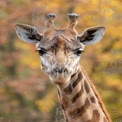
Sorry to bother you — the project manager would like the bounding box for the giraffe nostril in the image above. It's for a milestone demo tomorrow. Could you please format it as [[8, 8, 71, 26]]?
[[64, 69, 68, 76], [54, 67, 65, 74], [56, 67, 63, 73], [58, 68, 63, 73], [52, 69, 57, 76], [53, 67, 68, 75]]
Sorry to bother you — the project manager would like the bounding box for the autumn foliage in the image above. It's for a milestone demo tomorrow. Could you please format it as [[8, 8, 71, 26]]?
[[0, 0, 122, 121]]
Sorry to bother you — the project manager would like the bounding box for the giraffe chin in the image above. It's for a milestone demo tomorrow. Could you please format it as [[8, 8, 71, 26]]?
[[49, 74, 70, 85]]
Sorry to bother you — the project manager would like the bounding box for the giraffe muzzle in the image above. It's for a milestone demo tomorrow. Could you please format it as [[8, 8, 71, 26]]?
[[52, 67, 69, 77], [50, 67, 69, 85]]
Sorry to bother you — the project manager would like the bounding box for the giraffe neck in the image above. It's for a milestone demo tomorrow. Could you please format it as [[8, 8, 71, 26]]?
[[57, 68, 111, 122]]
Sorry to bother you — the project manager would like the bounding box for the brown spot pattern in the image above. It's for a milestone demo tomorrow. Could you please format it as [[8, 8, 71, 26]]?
[[69, 98, 90, 119], [71, 72, 77, 79], [72, 72, 82, 88], [57, 89, 69, 121], [61, 96, 68, 108], [84, 80, 90, 93], [71, 85, 83, 103], [90, 96, 96, 103], [85, 110, 100, 122], [64, 84, 72, 95], [61, 104, 65, 110], [62, 71, 83, 100]]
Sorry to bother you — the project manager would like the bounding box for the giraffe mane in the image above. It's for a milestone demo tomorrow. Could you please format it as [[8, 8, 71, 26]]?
[[80, 66, 112, 122]]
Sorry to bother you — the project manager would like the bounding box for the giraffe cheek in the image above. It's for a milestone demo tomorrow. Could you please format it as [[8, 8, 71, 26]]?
[[41, 60, 52, 74], [41, 64, 47, 72], [68, 58, 80, 72]]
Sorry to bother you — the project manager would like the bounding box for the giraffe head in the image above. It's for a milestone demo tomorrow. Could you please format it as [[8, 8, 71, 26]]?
[[15, 13, 105, 85]]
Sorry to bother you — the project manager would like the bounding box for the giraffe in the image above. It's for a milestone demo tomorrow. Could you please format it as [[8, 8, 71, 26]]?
[[15, 13, 111, 122]]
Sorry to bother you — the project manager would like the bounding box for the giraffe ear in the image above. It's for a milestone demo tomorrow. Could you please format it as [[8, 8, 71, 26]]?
[[15, 24, 43, 44], [77, 26, 106, 45]]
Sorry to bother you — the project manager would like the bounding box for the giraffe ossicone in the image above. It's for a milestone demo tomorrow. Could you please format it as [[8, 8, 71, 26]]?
[[15, 13, 111, 122]]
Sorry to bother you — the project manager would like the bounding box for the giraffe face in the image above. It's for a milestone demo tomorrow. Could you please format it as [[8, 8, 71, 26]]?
[[15, 13, 105, 85], [36, 33, 84, 84]]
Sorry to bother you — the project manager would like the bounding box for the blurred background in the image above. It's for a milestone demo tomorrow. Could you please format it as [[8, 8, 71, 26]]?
[[0, 0, 122, 122]]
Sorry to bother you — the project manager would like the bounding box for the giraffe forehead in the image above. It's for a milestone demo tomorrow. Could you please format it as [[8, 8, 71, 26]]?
[[43, 29, 77, 39], [37, 34, 84, 51]]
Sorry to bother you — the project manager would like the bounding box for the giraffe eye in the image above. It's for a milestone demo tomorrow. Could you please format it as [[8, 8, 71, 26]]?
[[75, 49, 84, 56], [37, 48, 46, 56]]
